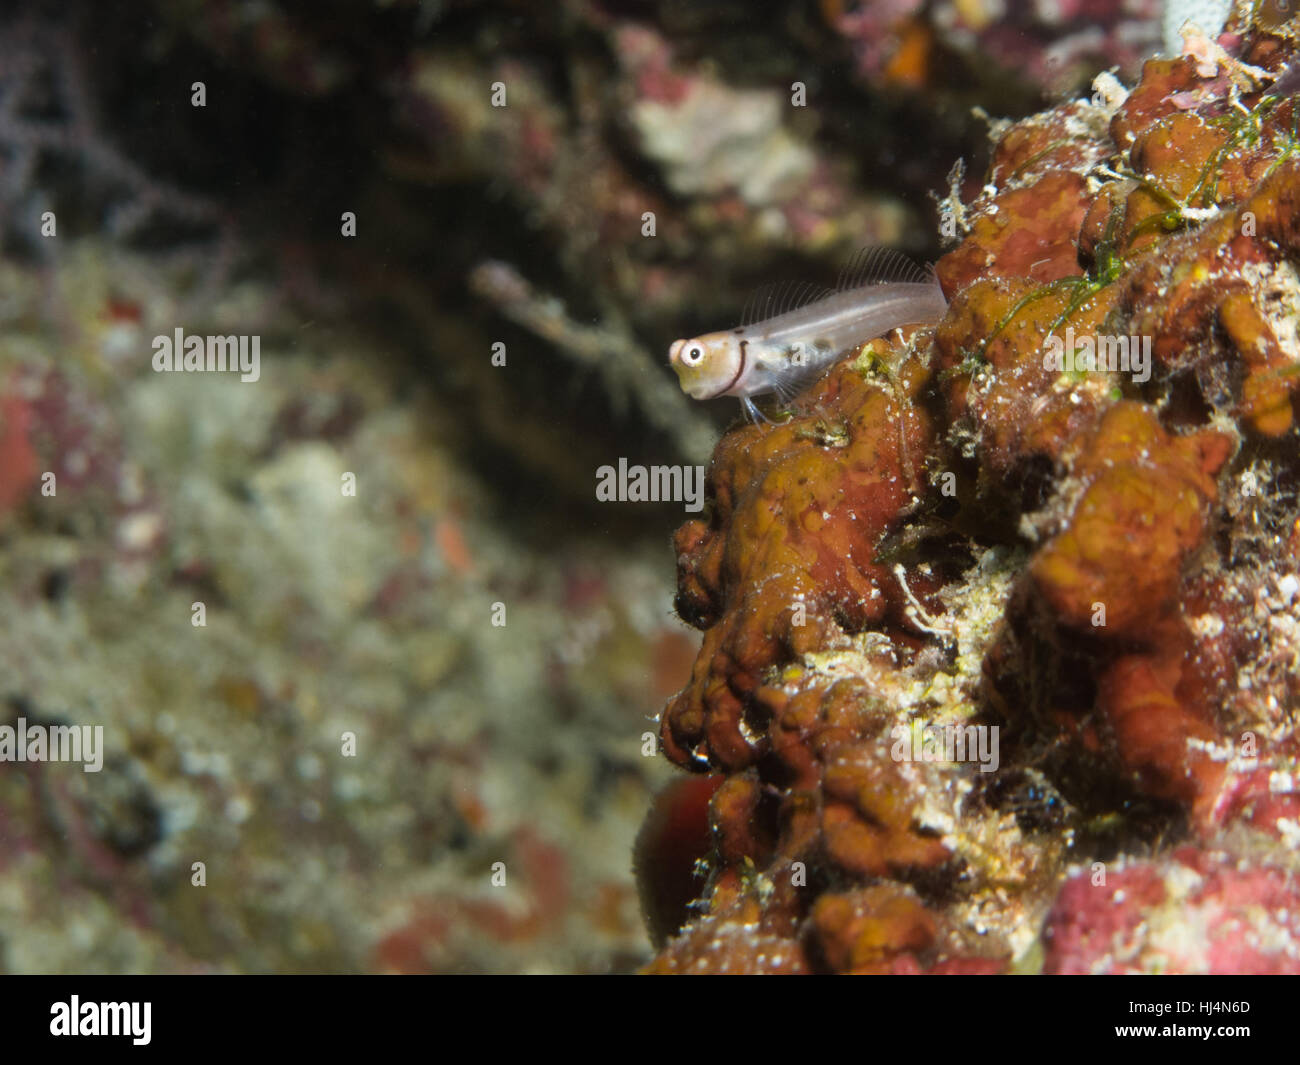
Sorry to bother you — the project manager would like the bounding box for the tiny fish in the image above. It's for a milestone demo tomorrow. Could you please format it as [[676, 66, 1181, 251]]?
[[669, 248, 948, 422]]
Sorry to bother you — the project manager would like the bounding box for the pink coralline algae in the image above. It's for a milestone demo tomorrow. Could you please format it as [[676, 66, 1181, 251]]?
[[1044, 847, 1300, 974]]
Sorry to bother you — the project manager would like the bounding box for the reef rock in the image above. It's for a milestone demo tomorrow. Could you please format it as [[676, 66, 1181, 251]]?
[[648, 11, 1300, 974]]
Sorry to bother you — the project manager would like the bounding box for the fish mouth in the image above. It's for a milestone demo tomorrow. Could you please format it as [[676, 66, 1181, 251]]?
[[705, 339, 747, 400]]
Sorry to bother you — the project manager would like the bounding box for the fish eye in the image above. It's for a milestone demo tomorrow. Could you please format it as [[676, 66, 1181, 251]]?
[[684, 346, 704, 365]]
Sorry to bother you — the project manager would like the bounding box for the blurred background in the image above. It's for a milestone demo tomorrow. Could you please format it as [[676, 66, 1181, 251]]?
[[0, 0, 1166, 972]]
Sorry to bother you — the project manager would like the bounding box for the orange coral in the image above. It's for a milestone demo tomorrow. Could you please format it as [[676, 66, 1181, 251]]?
[[645, 18, 1300, 974]]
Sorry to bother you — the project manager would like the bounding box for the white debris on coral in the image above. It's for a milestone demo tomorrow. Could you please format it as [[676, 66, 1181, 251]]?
[[632, 81, 816, 207], [1161, 0, 1233, 60]]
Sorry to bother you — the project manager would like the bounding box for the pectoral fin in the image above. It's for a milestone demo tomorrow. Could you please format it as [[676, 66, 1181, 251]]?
[[758, 344, 833, 406]]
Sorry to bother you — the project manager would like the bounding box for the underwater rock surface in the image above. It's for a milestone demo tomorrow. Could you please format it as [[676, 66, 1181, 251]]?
[[0, 244, 690, 973], [650, 13, 1300, 974]]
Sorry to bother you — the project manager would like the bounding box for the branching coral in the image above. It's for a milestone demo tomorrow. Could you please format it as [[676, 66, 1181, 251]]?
[[0, 18, 220, 247]]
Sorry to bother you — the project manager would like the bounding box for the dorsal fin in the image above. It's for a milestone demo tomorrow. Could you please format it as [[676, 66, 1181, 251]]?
[[740, 280, 835, 327], [834, 246, 932, 291]]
